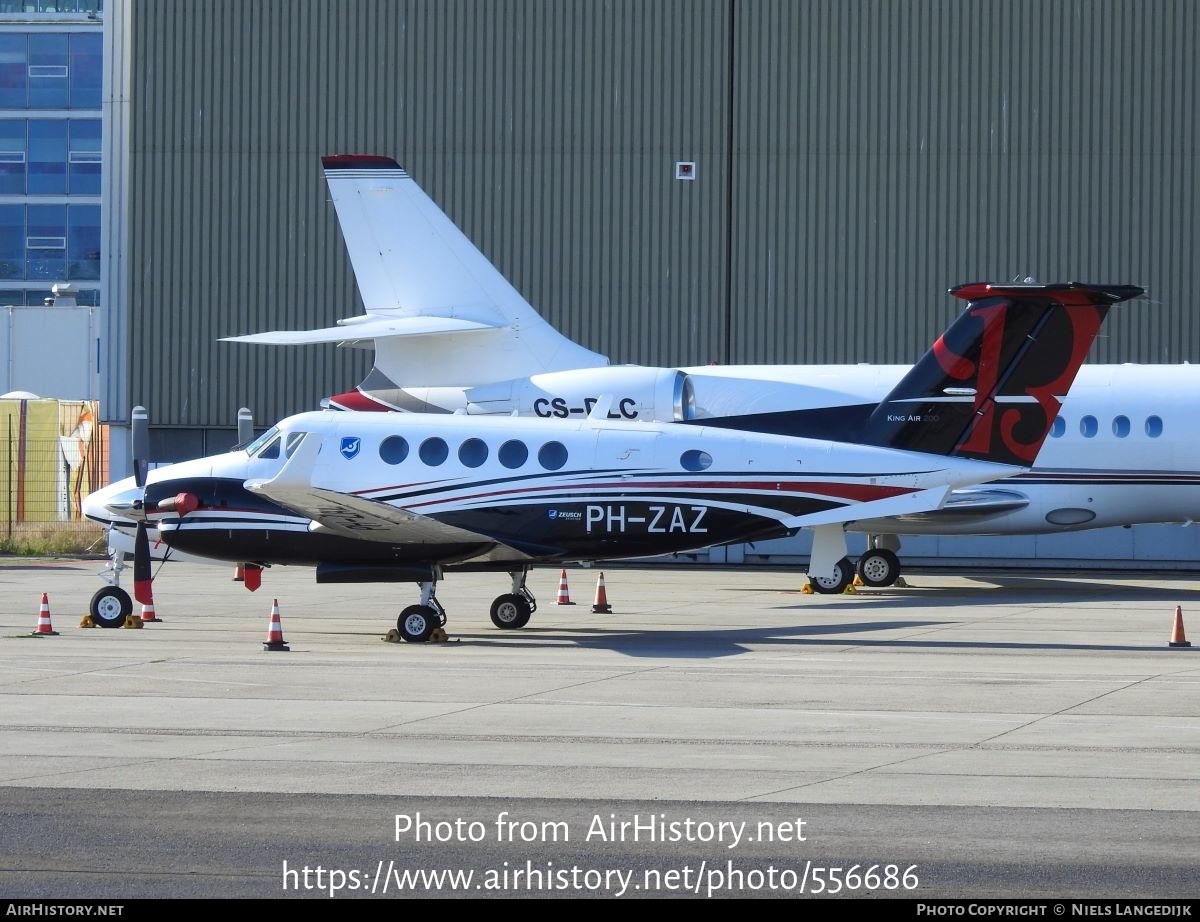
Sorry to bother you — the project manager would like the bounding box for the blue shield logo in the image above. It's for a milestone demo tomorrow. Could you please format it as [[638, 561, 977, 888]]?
[[548, 509, 558, 520], [339, 436, 362, 460]]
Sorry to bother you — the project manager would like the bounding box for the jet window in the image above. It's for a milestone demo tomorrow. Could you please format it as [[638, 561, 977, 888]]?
[[1079, 415, 1098, 438], [498, 440, 528, 469], [1112, 416, 1130, 438], [256, 436, 281, 459], [379, 435, 409, 465], [538, 441, 568, 471], [285, 432, 307, 457], [680, 449, 713, 472], [1146, 415, 1164, 438], [459, 438, 488, 468], [419, 437, 449, 466], [245, 426, 280, 456], [1050, 417, 1066, 438]]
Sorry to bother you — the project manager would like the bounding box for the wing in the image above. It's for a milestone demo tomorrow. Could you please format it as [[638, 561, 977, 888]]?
[[244, 434, 533, 562]]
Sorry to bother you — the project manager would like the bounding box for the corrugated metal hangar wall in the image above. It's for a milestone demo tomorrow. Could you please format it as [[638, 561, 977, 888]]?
[[102, 0, 1199, 566]]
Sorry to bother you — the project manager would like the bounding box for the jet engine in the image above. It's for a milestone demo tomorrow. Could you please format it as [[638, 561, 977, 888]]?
[[464, 367, 695, 422]]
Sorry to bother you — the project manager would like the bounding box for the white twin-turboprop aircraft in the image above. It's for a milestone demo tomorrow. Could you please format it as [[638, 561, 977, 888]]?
[[85, 280, 1137, 639]]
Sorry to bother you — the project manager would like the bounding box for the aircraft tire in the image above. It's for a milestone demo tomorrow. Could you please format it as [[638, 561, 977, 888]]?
[[90, 586, 132, 628], [807, 556, 854, 594], [398, 604, 438, 643], [490, 594, 532, 629], [856, 548, 901, 588]]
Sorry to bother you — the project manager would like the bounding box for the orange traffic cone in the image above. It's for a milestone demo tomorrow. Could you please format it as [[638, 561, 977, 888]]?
[[263, 599, 290, 651], [1169, 605, 1191, 648], [591, 572, 612, 613], [31, 592, 58, 636], [556, 568, 576, 605], [140, 600, 162, 623]]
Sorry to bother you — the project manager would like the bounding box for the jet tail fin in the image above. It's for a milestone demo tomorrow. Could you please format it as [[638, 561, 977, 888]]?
[[224, 155, 607, 391], [315, 155, 608, 386]]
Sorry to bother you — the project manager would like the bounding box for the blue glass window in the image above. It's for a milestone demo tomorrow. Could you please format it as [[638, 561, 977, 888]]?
[[538, 441, 568, 471], [458, 438, 488, 468], [26, 204, 65, 280], [419, 437, 448, 466], [68, 119, 100, 194], [67, 205, 99, 279], [680, 449, 713, 472], [0, 35, 27, 109], [1049, 416, 1066, 438], [1145, 416, 1163, 438], [0, 121, 25, 194], [1112, 416, 1130, 438], [498, 440, 528, 469], [379, 435, 409, 465], [28, 35, 68, 109], [0, 205, 22, 280], [24, 288, 52, 306], [1079, 415, 1098, 438], [28, 120, 67, 195], [69, 33, 102, 110]]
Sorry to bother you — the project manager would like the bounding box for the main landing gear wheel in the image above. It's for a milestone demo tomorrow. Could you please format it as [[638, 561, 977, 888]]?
[[807, 556, 854, 594], [90, 586, 132, 628], [398, 604, 439, 643], [856, 548, 901, 587], [490, 593, 532, 630]]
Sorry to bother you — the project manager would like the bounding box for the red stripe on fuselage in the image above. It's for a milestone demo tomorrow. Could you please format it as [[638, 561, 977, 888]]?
[[388, 478, 919, 510]]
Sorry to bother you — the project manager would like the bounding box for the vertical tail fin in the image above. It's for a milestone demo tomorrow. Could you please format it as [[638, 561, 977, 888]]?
[[861, 282, 1142, 464], [319, 155, 608, 384], [696, 282, 1140, 466]]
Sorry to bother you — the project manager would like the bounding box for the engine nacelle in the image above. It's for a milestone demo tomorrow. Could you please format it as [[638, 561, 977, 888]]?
[[464, 367, 695, 422]]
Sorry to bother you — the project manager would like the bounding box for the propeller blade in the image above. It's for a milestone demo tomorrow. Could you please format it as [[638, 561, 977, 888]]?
[[131, 405, 149, 489], [133, 520, 153, 605]]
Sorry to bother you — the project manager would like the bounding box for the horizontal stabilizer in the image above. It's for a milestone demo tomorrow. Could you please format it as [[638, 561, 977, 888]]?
[[222, 313, 504, 346]]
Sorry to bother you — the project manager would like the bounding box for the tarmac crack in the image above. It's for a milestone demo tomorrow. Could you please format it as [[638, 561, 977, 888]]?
[[733, 674, 1175, 802], [969, 673, 1161, 747], [364, 664, 671, 734]]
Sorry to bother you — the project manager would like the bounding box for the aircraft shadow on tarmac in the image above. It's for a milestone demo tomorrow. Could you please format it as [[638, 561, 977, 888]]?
[[437, 618, 1181, 658]]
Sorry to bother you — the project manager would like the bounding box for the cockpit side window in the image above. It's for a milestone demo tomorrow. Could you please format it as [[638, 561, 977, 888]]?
[[285, 431, 307, 457], [245, 426, 280, 456], [256, 437, 281, 460]]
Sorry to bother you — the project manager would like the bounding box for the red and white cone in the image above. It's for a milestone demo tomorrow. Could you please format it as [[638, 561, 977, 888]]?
[[591, 572, 612, 614], [31, 592, 59, 636], [140, 600, 162, 623], [555, 568, 576, 605], [263, 599, 290, 651]]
